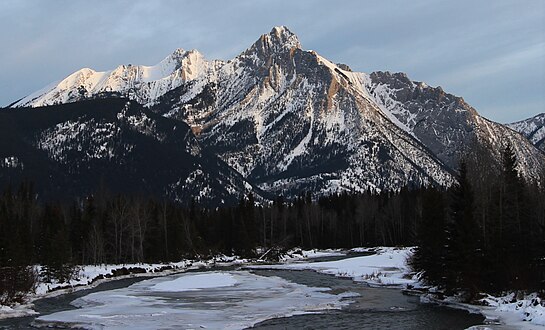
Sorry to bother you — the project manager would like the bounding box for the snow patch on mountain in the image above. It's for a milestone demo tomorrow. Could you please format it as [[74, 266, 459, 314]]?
[[362, 74, 417, 138], [36, 119, 127, 163]]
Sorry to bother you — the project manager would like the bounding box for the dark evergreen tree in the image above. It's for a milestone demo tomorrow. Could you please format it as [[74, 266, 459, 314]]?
[[0, 184, 37, 304], [40, 204, 76, 283], [444, 161, 481, 298], [410, 188, 446, 286], [491, 143, 529, 290]]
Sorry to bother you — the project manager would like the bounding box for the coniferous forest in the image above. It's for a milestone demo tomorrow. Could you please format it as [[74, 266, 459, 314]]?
[[412, 144, 545, 299], [1, 144, 544, 304]]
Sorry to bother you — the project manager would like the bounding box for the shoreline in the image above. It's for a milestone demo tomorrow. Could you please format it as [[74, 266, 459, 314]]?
[[0, 255, 249, 320], [1, 247, 543, 329]]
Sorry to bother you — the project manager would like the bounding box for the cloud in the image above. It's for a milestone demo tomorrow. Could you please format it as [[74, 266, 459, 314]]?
[[0, 0, 543, 122], [436, 42, 545, 87]]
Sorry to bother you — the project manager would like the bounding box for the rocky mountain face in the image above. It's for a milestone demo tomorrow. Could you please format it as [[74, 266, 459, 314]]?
[[364, 72, 545, 181], [6, 26, 545, 202], [508, 113, 545, 152], [153, 26, 454, 196], [0, 98, 257, 206]]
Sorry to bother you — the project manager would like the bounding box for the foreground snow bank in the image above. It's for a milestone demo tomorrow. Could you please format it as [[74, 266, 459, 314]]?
[[254, 247, 415, 287], [0, 304, 38, 320], [478, 293, 545, 329], [35, 270, 355, 329], [419, 282, 545, 329]]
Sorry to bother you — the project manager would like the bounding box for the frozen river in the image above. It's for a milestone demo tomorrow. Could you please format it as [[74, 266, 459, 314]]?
[[0, 254, 485, 329], [32, 270, 353, 329]]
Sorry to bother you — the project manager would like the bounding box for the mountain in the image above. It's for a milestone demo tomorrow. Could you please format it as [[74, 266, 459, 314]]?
[[7, 26, 545, 200], [0, 98, 258, 205], [154, 26, 455, 196], [507, 113, 545, 152], [364, 72, 545, 181]]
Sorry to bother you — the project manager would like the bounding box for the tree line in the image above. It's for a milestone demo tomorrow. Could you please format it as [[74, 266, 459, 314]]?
[[1, 144, 544, 304], [0, 181, 433, 303]]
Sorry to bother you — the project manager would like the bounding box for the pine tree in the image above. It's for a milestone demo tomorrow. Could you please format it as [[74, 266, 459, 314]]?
[[496, 143, 534, 290], [445, 161, 481, 298], [410, 188, 447, 286], [40, 204, 76, 283]]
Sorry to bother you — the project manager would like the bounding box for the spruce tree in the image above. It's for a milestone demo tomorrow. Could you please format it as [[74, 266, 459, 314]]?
[[410, 188, 447, 286], [445, 161, 481, 298], [495, 142, 532, 290]]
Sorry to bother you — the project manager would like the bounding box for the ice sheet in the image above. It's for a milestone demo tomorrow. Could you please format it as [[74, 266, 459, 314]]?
[[36, 270, 352, 329], [150, 272, 237, 292]]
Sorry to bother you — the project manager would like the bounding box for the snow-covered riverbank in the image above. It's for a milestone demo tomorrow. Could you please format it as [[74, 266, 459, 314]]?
[[2, 247, 544, 329], [255, 247, 545, 329], [0, 250, 352, 320], [255, 247, 416, 287], [462, 293, 545, 330], [0, 255, 248, 320]]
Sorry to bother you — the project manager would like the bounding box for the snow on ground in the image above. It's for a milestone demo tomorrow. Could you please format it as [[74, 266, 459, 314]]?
[[3, 247, 544, 329], [0, 255, 248, 320], [34, 262, 186, 296], [270, 247, 545, 329], [0, 304, 38, 320], [35, 270, 355, 329], [33, 255, 248, 296], [254, 247, 415, 287], [151, 272, 237, 292], [420, 280, 545, 329], [476, 293, 545, 329]]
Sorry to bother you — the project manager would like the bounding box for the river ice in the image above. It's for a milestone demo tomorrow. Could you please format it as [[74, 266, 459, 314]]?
[[35, 270, 354, 329], [150, 272, 238, 292]]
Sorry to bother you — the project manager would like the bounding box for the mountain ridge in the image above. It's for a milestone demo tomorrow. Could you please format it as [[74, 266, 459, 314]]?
[[5, 26, 545, 201], [508, 113, 545, 152]]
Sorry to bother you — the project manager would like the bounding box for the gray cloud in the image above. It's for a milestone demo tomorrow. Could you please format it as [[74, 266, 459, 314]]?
[[0, 0, 543, 122]]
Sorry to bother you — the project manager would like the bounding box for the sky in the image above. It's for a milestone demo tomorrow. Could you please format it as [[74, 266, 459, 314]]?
[[0, 0, 543, 123]]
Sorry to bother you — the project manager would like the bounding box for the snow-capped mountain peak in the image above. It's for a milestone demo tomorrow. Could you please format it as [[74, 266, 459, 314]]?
[[12, 48, 211, 108], [267, 25, 301, 50], [242, 26, 301, 59], [154, 48, 208, 81]]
